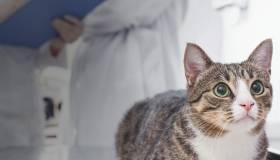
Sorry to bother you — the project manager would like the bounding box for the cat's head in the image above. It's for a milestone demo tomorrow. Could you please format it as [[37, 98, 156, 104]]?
[[184, 39, 273, 137]]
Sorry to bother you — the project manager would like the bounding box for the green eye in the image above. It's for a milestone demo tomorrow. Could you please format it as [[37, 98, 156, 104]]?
[[214, 83, 230, 98], [251, 80, 264, 95]]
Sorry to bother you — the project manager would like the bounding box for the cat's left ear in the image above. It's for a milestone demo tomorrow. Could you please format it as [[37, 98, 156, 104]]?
[[247, 39, 273, 73], [184, 43, 213, 87]]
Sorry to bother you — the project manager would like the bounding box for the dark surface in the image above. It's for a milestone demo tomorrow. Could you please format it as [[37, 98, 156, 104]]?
[[268, 151, 280, 160], [0, 0, 103, 48]]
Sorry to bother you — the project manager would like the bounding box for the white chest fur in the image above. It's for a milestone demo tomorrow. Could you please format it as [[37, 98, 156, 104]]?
[[191, 131, 260, 160]]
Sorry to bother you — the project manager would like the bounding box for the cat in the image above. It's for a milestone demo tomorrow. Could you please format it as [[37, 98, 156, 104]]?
[[116, 39, 273, 160]]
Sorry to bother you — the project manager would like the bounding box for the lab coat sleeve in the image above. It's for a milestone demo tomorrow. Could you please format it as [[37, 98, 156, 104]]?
[[83, 0, 188, 35]]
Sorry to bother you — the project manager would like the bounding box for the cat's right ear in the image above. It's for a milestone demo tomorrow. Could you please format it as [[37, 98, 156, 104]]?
[[184, 43, 213, 87]]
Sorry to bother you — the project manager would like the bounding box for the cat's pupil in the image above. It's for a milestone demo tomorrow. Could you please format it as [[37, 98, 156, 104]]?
[[251, 81, 264, 95], [217, 86, 226, 95], [252, 84, 261, 92]]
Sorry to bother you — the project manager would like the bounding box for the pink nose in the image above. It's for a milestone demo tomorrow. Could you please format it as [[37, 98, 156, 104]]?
[[239, 102, 254, 112]]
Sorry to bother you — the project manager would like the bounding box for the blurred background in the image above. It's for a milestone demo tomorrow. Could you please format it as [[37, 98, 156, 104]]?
[[0, 0, 279, 160]]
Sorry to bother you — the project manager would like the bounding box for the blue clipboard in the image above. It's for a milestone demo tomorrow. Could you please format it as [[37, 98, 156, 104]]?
[[0, 0, 103, 48]]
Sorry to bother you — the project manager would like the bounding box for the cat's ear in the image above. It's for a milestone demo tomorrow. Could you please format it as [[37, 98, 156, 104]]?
[[184, 43, 213, 87], [247, 39, 273, 73]]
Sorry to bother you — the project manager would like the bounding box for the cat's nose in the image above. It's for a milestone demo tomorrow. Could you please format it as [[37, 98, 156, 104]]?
[[239, 102, 254, 112]]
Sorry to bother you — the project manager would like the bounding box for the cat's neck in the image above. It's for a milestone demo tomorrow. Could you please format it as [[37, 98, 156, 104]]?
[[190, 121, 264, 160], [173, 106, 267, 160]]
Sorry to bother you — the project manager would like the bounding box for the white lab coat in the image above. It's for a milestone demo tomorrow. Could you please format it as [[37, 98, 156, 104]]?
[[0, 44, 66, 160], [0, 46, 42, 160], [69, 0, 187, 159]]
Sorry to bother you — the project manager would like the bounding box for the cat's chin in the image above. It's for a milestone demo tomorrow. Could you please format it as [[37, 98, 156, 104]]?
[[227, 116, 257, 132], [234, 115, 255, 124]]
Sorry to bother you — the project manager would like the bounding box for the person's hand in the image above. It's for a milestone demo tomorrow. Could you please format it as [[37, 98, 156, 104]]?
[[52, 15, 84, 43], [49, 38, 65, 58], [49, 15, 84, 58]]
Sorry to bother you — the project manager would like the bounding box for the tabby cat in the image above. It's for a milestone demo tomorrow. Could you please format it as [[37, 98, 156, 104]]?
[[116, 39, 273, 160]]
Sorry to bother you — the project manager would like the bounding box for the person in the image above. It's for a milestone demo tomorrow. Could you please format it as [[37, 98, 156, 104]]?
[[64, 0, 188, 159]]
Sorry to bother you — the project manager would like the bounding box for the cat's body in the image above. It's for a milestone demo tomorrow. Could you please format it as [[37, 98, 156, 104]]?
[[116, 90, 197, 159], [116, 90, 268, 160], [116, 39, 273, 160]]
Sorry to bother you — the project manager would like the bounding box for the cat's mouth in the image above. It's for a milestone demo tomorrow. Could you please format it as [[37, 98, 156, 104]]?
[[234, 115, 256, 123]]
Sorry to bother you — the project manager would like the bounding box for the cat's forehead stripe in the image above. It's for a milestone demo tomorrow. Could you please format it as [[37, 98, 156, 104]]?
[[223, 64, 254, 80]]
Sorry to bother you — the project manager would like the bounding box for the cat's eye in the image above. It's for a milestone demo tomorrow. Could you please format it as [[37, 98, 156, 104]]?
[[214, 83, 230, 98], [251, 80, 264, 95]]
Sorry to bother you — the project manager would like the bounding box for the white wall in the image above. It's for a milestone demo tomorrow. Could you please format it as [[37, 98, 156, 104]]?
[[179, 0, 223, 62]]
